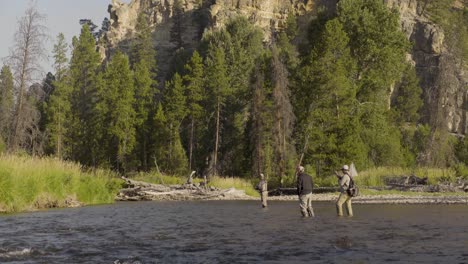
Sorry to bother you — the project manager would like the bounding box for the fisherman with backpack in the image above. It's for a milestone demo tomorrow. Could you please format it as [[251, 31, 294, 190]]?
[[335, 164, 356, 217]]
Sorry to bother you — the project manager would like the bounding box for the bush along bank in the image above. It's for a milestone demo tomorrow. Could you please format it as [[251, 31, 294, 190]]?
[[0, 155, 122, 213]]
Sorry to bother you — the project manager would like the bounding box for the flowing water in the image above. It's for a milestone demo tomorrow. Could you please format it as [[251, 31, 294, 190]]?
[[0, 201, 467, 263]]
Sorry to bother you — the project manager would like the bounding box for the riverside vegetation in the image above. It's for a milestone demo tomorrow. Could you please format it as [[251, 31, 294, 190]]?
[[0, 153, 466, 213], [0, 155, 121, 213]]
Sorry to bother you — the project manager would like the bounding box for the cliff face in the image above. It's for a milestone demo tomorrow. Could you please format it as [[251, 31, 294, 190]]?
[[385, 0, 467, 135], [106, 0, 317, 46], [104, 0, 322, 93], [104, 0, 467, 135]]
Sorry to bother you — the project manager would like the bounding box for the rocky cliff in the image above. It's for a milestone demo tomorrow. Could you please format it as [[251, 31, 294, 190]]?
[[386, 0, 467, 135], [103, 0, 467, 135]]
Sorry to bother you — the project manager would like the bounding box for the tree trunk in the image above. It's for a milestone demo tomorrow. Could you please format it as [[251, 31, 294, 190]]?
[[10, 58, 28, 152], [214, 100, 220, 176], [142, 135, 147, 171], [189, 116, 194, 171], [57, 106, 62, 158]]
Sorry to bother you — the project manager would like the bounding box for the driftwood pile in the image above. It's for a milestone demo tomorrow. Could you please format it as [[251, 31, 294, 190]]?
[[116, 177, 250, 201]]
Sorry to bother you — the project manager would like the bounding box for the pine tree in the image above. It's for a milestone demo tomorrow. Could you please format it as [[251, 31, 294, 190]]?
[[44, 33, 71, 158], [391, 64, 423, 124], [183, 50, 204, 171], [202, 17, 264, 176], [250, 59, 269, 180], [131, 12, 158, 170], [152, 103, 170, 171], [171, 0, 184, 50], [164, 73, 188, 174], [270, 46, 295, 186], [302, 19, 365, 172], [337, 0, 409, 103], [204, 45, 229, 176], [0, 66, 14, 146], [69, 24, 104, 166], [53, 33, 69, 80], [336, 0, 411, 167], [102, 51, 136, 171]]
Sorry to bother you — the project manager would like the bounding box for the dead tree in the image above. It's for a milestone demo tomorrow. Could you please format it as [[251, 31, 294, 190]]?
[[7, 3, 48, 152]]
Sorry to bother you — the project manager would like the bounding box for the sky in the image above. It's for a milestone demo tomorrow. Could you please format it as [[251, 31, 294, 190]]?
[[0, 0, 131, 73]]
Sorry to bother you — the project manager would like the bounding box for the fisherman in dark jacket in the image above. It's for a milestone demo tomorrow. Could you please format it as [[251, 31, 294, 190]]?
[[296, 166, 315, 217]]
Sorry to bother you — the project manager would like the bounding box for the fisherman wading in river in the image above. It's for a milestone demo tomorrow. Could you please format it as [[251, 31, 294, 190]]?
[[335, 165, 354, 217], [257, 173, 268, 208], [296, 166, 315, 217]]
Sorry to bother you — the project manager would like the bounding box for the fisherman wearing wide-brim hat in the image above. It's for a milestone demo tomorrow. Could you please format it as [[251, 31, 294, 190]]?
[[335, 164, 353, 217]]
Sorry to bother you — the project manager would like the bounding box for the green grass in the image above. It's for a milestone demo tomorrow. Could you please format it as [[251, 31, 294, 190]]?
[[354, 167, 456, 187], [359, 188, 468, 197], [133, 171, 259, 197], [132, 172, 188, 185], [0, 154, 123, 213], [209, 176, 259, 197]]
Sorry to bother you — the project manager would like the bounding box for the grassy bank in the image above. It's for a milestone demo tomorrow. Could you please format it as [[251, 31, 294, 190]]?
[[0, 155, 122, 213], [354, 167, 456, 187], [308, 167, 458, 188]]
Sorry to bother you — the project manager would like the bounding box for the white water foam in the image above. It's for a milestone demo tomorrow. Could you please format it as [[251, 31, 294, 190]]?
[[0, 248, 32, 258]]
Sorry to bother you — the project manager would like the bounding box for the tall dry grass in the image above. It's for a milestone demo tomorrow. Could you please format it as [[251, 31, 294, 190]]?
[[0, 154, 122, 213], [354, 167, 456, 187], [209, 176, 259, 197], [133, 172, 259, 197]]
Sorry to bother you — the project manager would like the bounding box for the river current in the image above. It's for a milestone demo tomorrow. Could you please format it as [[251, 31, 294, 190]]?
[[0, 201, 467, 263]]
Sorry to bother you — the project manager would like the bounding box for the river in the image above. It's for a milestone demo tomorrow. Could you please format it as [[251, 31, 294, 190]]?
[[0, 201, 467, 263]]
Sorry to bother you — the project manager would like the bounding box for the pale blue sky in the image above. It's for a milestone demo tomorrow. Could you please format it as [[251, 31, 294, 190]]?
[[0, 0, 131, 73]]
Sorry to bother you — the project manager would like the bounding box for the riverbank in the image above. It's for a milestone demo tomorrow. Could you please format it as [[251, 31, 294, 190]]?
[[205, 192, 468, 204], [117, 177, 468, 204], [266, 193, 468, 204]]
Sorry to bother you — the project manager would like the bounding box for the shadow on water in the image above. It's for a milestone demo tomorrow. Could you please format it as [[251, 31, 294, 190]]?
[[0, 201, 467, 263]]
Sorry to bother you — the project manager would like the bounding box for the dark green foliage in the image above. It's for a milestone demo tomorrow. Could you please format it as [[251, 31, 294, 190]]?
[[337, 0, 409, 103], [102, 51, 136, 171], [183, 51, 205, 170], [16, 2, 463, 180], [163, 73, 188, 174], [391, 65, 423, 124], [171, 0, 184, 50], [0, 66, 14, 144], [249, 55, 273, 180], [455, 136, 468, 164], [68, 24, 104, 166], [130, 13, 158, 171], [131, 13, 157, 70], [298, 18, 366, 172], [248, 46, 297, 186], [203, 44, 229, 176], [44, 33, 71, 158], [201, 17, 265, 176]]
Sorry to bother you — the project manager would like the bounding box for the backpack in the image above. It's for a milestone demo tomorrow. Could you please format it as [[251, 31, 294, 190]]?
[[347, 177, 359, 197], [255, 180, 263, 191]]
